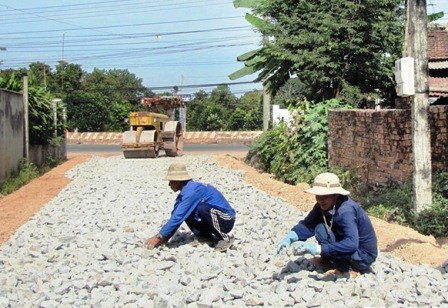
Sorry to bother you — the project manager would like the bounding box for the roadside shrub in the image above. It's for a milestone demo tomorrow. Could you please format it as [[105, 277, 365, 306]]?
[[355, 172, 448, 238], [246, 99, 352, 184], [413, 197, 448, 237], [433, 172, 448, 199], [361, 181, 414, 225], [0, 160, 39, 195], [413, 172, 448, 237], [246, 123, 287, 172]]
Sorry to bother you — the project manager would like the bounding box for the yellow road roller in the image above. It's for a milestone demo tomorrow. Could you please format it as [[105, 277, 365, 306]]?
[[121, 96, 184, 158]]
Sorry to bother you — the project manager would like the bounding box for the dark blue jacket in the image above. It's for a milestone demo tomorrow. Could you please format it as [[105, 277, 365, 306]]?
[[292, 196, 378, 260], [159, 180, 235, 239]]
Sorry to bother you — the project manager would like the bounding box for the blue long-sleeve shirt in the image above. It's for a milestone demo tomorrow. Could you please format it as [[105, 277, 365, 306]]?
[[159, 180, 235, 239], [292, 196, 378, 260]]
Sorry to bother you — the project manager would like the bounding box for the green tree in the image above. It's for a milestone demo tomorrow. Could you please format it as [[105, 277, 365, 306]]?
[[231, 0, 404, 106], [65, 91, 110, 132], [186, 90, 209, 131], [205, 113, 226, 131], [66, 67, 152, 131], [198, 104, 227, 131], [273, 78, 310, 107], [28, 62, 52, 89], [239, 90, 263, 130], [227, 107, 246, 130], [82, 68, 148, 107], [49, 61, 83, 96], [108, 101, 133, 131], [243, 108, 263, 130], [0, 71, 59, 145], [209, 84, 238, 108]]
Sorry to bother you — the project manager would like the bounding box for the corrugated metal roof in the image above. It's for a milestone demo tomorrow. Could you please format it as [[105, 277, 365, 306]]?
[[429, 61, 448, 69]]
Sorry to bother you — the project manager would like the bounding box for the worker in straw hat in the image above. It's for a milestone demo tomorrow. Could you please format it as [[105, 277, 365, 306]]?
[[276, 172, 378, 279], [145, 162, 236, 252]]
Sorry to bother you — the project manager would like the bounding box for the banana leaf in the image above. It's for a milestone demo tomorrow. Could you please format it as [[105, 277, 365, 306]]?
[[428, 12, 444, 22], [236, 48, 261, 62], [245, 13, 269, 29], [228, 65, 260, 80]]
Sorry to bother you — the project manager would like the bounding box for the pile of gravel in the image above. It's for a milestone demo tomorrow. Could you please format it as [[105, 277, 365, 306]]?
[[0, 155, 447, 308]]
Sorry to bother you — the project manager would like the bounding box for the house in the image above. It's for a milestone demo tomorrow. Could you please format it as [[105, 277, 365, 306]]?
[[272, 105, 293, 127], [428, 24, 448, 104]]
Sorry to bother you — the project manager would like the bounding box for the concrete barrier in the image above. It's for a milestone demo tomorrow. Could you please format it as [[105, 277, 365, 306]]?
[[66, 131, 263, 145]]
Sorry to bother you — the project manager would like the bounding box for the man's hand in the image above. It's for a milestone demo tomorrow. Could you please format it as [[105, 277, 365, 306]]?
[[293, 242, 321, 255], [276, 231, 299, 254], [145, 234, 166, 250]]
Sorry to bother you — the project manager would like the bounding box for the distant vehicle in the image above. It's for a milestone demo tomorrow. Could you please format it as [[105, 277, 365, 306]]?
[[121, 96, 184, 158]]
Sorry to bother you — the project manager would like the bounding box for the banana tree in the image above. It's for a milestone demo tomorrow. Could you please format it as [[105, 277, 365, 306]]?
[[230, 0, 444, 98], [229, 0, 293, 96]]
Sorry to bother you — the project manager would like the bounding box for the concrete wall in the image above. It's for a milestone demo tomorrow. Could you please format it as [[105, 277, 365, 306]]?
[[0, 89, 24, 185], [29, 143, 67, 167], [328, 105, 448, 188]]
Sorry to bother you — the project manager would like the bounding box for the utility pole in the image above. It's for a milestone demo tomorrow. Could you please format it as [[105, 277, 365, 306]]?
[[0, 47, 6, 67], [408, 0, 433, 214], [262, 84, 271, 131], [262, 33, 271, 132], [61, 33, 66, 90]]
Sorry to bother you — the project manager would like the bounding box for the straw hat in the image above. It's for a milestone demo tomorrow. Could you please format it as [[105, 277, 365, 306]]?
[[304, 173, 350, 196], [164, 162, 192, 181]]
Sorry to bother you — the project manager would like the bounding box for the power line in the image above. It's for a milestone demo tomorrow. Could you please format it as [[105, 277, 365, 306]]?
[[0, 16, 249, 35], [0, 1, 261, 98], [148, 81, 258, 90], [1, 1, 232, 24]]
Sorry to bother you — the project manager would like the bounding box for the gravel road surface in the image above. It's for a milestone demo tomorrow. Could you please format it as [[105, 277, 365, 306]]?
[[0, 155, 447, 307]]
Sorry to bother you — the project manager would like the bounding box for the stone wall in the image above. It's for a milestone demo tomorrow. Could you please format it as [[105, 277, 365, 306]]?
[[328, 105, 448, 188]]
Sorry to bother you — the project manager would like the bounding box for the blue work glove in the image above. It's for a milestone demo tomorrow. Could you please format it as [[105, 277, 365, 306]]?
[[276, 231, 299, 254], [293, 241, 321, 255]]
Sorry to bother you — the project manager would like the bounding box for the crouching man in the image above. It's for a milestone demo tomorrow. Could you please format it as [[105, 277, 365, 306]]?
[[146, 162, 236, 252], [277, 172, 378, 279]]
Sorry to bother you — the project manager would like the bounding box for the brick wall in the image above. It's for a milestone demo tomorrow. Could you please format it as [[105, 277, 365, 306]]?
[[328, 106, 448, 188], [428, 26, 448, 59]]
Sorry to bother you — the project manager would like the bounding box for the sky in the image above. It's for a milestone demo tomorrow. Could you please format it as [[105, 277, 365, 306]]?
[[1, 0, 448, 98]]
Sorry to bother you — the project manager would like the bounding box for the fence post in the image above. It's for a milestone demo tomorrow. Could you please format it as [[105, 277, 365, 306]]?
[[23, 76, 29, 160]]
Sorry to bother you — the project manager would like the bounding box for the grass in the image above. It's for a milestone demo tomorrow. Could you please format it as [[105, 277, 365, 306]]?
[[353, 173, 448, 238], [0, 156, 65, 196]]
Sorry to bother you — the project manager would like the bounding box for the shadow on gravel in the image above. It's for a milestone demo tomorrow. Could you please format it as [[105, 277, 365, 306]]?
[[277, 258, 327, 282], [165, 231, 197, 249]]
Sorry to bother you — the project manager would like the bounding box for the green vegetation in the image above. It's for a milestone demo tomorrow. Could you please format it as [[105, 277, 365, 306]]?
[[0, 71, 63, 145], [353, 173, 448, 238], [246, 99, 352, 184], [231, 0, 404, 106], [246, 97, 447, 238], [2, 64, 263, 132], [0, 151, 66, 197], [0, 160, 39, 196], [186, 87, 263, 131]]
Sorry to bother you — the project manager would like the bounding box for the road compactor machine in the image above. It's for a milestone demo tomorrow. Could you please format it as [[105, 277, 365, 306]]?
[[121, 96, 185, 158]]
